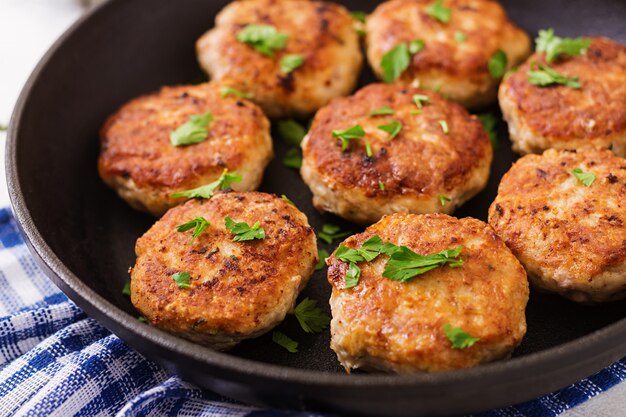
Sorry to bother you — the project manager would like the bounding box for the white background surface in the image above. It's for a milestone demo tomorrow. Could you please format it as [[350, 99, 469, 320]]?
[[0, 1, 623, 416]]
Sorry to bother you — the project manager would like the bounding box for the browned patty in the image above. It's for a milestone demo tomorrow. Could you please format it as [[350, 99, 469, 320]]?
[[196, 0, 362, 118], [301, 83, 492, 224], [499, 37, 626, 155], [327, 213, 528, 373], [366, 0, 530, 108], [489, 147, 626, 303], [131, 191, 318, 350], [98, 82, 273, 215]]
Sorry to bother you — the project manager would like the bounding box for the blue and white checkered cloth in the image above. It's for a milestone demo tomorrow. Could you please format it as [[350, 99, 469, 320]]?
[[0, 207, 624, 417]]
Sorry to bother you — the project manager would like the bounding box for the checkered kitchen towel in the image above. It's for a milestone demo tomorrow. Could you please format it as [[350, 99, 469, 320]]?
[[0, 207, 624, 417]]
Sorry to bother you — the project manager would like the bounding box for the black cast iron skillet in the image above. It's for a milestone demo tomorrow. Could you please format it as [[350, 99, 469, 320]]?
[[6, 0, 626, 415]]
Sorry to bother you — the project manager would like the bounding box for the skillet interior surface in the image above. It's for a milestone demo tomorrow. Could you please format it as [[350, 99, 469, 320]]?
[[6, 0, 626, 415]]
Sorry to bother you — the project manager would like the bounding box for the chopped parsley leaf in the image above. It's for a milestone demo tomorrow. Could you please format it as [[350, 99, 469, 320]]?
[[172, 271, 191, 289], [220, 86, 252, 99], [413, 94, 431, 108], [280, 54, 304, 74], [293, 298, 331, 333], [236, 24, 288, 57], [477, 113, 498, 149], [368, 106, 395, 116], [439, 120, 449, 135], [176, 217, 210, 244], [281, 194, 295, 206], [409, 39, 425, 54], [345, 262, 361, 288], [332, 125, 366, 151], [171, 169, 242, 199], [443, 323, 480, 349], [316, 249, 329, 270], [318, 224, 351, 244], [283, 148, 302, 169], [378, 120, 403, 139], [364, 141, 373, 158], [439, 195, 451, 206], [276, 119, 307, 146], [379, 181, 385, 191], [350, 11, 367, 23], [488, 49, 507, 78], [571, 168, 596, 186], [535, 28, 590, 63], [122, 281, 131, 296], [170, 112, 213, 146], [224, 217, 265, 241], [381, 43, 411, 83], [426, 0, 451, 23], [527, 62, 581, 89], [383, 245, 463, 283], [454, 31, 466, 43], [272, 331, 298, 352]]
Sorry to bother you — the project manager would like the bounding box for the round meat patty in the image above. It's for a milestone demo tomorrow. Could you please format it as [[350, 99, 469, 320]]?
[[366, 0, 530, 109], [489, 147, 626, 303], [98, 82, 273, 216], [327, 213, 529, 373], [196, 0, 362, 119], [499, 37, 626, 156], [300, 83, 493, 224], [131, 191, 318, 350]]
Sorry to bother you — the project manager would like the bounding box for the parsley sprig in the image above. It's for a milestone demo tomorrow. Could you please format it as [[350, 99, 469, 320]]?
[[176, 217, 210, 244], [380, 40, 425, 83], [571, 168, 596, 186], [443, 323, 480, 349], [220, 86, 252, 99], [527, 62, 581, 89], [276, 119, 307, 146], [488, 50, 507, 78], [283, 148, 302, 169], [171, 170, 242, 199], [280, 54, 304, 73], [293, 298, 331, 333], [224, 217, 265, 241], [535, 28, 590, 63], [236, 24, 288, 57], [170, 112, 213, 146], [334, 235, 464, 288], [369, 106, 395, 116], [172, 271, 191, 289], [316, 249, 329, 270]]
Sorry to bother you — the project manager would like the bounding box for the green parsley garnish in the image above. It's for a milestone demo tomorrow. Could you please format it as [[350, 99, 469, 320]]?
[[571, 168, 596, 186], [345, 262, 361, 288], [220, 86, 252, 99], [478, 113, 498, 149], [276, 119, 307, 146], [488, 50, 507, 78], [171, 170, 242, 199], [272, 331, 298, 352], [426, 0, 451, 23], [336, 235, 397, 263], [332, 125, 366, 151], [364, 141, 373, 158], [224, 217, 265, 241], [293, 298, 331, 333], [122, 281, 131, 296], [351, 11, 367, 23], [378, 120, 403, 139], [316, 249, 329, 270], [381, 43, 411, 83], [236, 24, 288, 57], [383, 245, 463, 282], [283, 148, 302, 169], [454, 31, 466, 43], [172, 272, 191, 289], [138, 316, 148, 323], [413, 94, 431, 108], [379, 181, 385, 191], [443, 323, 480, 349], [439, 195, 451, 206], [535, 28, 590, 63], [318, 224, 351, 244], [439, 120, 449, 135], [176, 217, 210, 244], [281, 194, 295, 206], [527, 62, 581, 89], [280, 54, 304, 73], [369, 106, 395, 116], [409, 39, 425, 54], [170, 112, 213, 146]]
